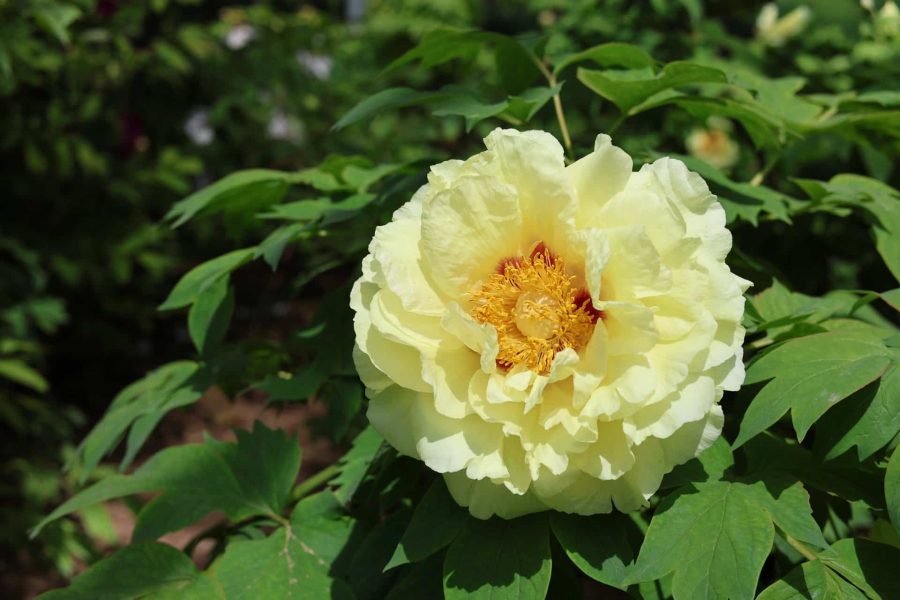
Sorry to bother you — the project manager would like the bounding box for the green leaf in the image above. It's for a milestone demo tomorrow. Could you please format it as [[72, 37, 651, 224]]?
[[257, 223, 309, 271], [757, 559, 865, 600], [739, 475, 827, 548], [577, 62, 726, 115], [258, 364, 327, 403], [550, 512, 637, 590], [734, 331, 891, 447], [34, 422, 301, 541], [504, 85, 562, 123], [387, 479, 467, 569], [625, 481, 775, 600], [208, 509, 355, 600], [32, 3, 82, 45], [38, 542, 219, 600], [187, 276, 234, 357], [75, 361, 210, 479], [333, 88, 448, 131], [0, 358, 48, 392], [443, 514, 552, 600], [887, 446, 900, 539], [817, 539, 900, 599], [165, 169, 294, 228], [661, 436, 733, 489], [331, 426, 385, 506], [431, 93, 508, 132], [814, 365, 900, 460], [290, 492, 357, 571], [552, 42, 654, 75], [158, 248, 256, 311], [347, 510, 411, 599]]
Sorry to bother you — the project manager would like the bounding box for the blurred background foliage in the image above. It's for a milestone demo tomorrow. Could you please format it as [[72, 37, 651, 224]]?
[[1, 0, 898, 597]]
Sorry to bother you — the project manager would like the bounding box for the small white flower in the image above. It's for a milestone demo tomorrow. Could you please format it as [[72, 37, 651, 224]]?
[[184, 109, 214, 146], [267, 110, 303, 143], [756, 3, 812, 46], [296, 51, 334, 80], [224, 24, 256, 50], [860, 0, 875, 11]]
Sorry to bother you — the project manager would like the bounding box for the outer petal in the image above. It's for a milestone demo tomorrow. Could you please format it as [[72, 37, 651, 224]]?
[[568, 134, 634, 225]]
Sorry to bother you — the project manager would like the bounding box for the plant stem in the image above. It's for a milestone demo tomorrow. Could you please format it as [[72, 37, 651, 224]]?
[[290, 463, 341, 502], [784, 534, 819, 562], [532, 57, 573, 157]]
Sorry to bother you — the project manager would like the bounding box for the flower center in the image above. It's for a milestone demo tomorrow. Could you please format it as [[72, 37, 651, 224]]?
[[470, 242, 602, 374]]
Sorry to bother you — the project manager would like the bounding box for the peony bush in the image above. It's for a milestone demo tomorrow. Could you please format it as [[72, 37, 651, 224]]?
[[31, 8, 900, 600], [352, 129, 749, 518]]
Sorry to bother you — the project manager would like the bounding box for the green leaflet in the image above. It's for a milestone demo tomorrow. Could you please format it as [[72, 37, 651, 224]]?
[[734, 330, 892, 447], [443, 514, 552, 600], [549, 512, 638, 590], [386, 478, 467, 569], [625, 477, 825, 600], [577, 62, 727, 115], [38, 542, 220, 600], [34, 422, 301, 541], [158, 248, 256, 311]]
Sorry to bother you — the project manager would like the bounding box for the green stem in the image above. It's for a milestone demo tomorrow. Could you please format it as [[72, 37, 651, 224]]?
[[531, 56, 573, 157], [290, 463, 341, 502], [784, 534, 819, 562]]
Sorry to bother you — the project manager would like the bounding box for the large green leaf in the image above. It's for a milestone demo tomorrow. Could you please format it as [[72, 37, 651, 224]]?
[[734, 331, 891, 447], [549, 512, 637, 590], [158, 248, 256, 311], [330, 426, 385, 506], [34, 422, 301, 541], [386, 479, 467, 569], [333, 88, 449, 131], [74, 361, 211, 480], [817, 539, 900, 599], [38, 542, 219, 600], [577, 62, 726, 115], [443, 514, 552, 600], [625, 481, 774, 600]]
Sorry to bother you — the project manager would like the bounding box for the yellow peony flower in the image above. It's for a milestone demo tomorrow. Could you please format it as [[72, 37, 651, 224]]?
[[350, 129, 750, 519]]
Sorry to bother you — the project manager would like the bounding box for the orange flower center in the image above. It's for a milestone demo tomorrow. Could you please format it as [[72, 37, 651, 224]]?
[[470, 243, 602, 375]]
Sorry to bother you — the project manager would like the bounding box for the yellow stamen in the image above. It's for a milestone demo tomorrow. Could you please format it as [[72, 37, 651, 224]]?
[[470, 247, 596, 374]]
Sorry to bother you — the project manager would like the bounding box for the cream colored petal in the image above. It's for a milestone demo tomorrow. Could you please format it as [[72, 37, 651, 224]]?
[[568, 133, 633, 225], [572, 420, 636, 480], [368, 188, 446, 316], [623, 375, 716, 445], [421, 345, 479, 419], [420, 174, 524, 300], [658, 405, 724, 468], [352, 344, 392, 394], [441, 302, 499, 374], [602, 226, 672, 301], [368, 289, 455, 355], [443, 472, 547, 520], [600, 301, 659, 356], [593, 188, 686, 256], [483, 128, 577, 245]]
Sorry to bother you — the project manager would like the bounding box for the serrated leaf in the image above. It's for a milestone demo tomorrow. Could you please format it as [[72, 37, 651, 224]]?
[[625, 481, 773, 600], [734, 331, 891, 447], [443, 514, 551, 600], [387, 479, 466, 570], [887, 446, 900, 539], [577, 62, 726, 115], [165, 169, 294, 228], [75, 361, 210, 479], [504, 85, 562, 123], [34, 422, 301, 541], [159, 248, 255, 311], [37, 542, 219, 600], [661, 436, 733, 489], [549, 512, 637, 590], [739, 475, 827, 548], [187, 276, 234, 357], [552, 42, 654, 75]]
